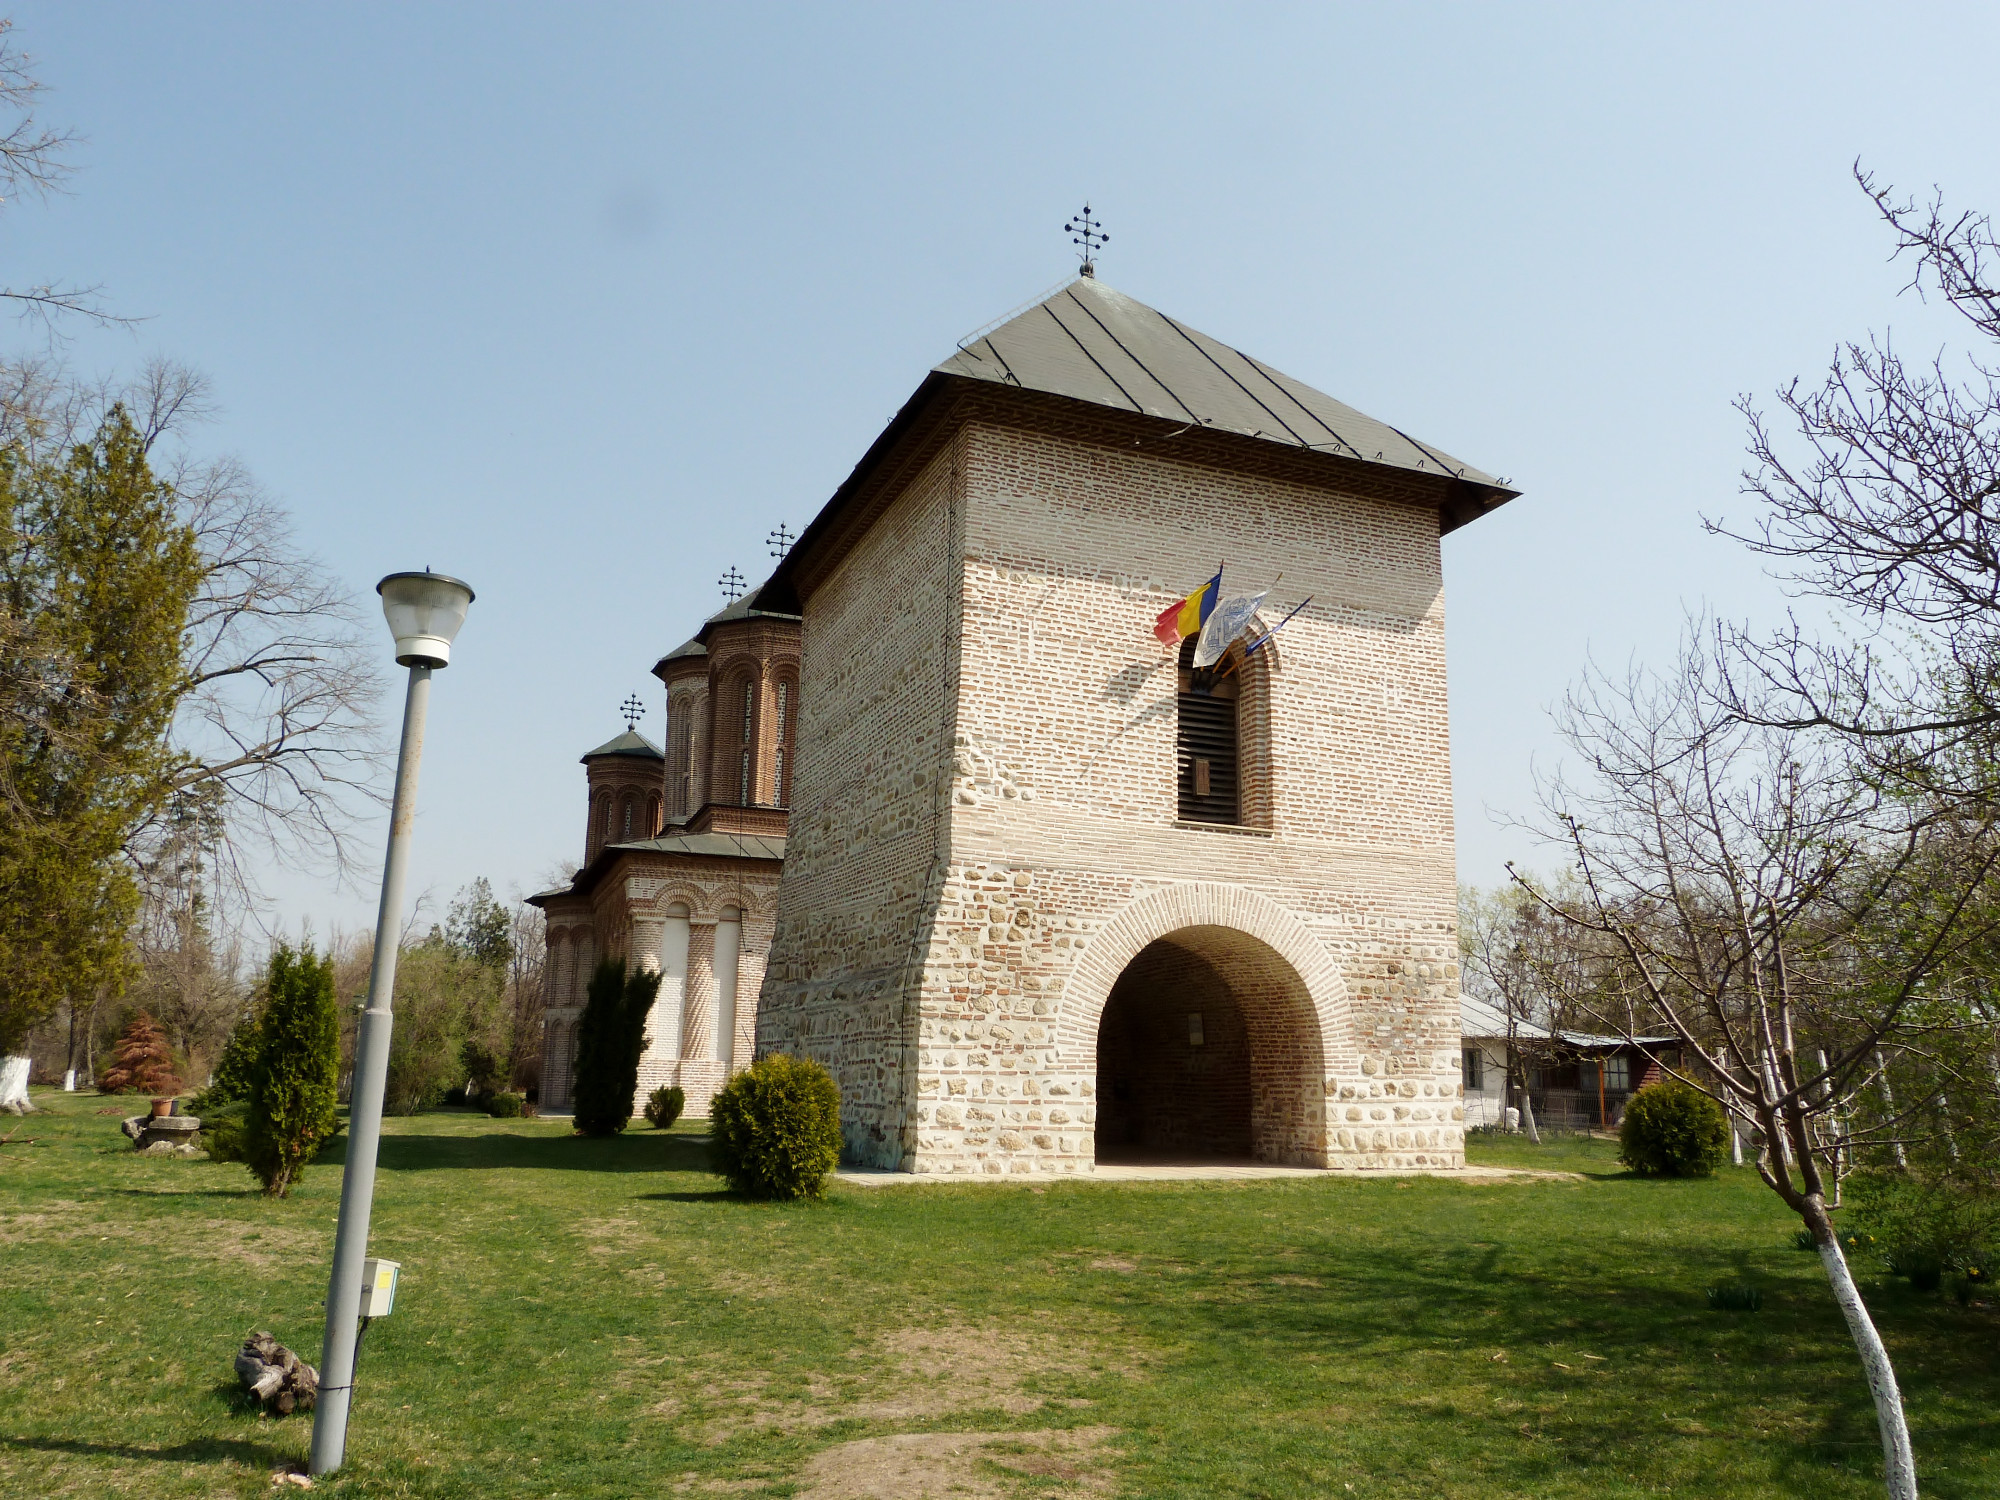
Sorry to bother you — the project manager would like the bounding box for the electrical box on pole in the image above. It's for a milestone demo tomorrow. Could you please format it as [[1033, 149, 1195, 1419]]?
[[358, 1258, 400, 1318]]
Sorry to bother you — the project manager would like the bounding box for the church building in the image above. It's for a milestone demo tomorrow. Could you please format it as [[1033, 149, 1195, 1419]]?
[[536, 268, 1515, 1171]]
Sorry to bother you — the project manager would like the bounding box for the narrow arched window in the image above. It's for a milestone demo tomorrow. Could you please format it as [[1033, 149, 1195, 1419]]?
[[773, 680, 793, 809], [1177, 636, 1239, 824], [621, 796, 634, 838], [738, 678, 756, 805]]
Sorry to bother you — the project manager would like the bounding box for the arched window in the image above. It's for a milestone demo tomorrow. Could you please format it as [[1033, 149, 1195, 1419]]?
[[738, 677, 756, 805], [621, 796, 635, 838], [647, 794, 661, 835], [1177, 636, 1239, 824], [773, 678, 796, 809], [674, 711, 695, 817]]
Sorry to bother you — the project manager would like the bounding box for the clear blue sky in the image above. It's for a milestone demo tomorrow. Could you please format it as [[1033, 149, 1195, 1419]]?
[[8, 3, 1998, 935]]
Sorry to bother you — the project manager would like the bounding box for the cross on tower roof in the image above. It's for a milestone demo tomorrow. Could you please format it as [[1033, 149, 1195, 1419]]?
[[766, 522, 796, 559], [620, 694, 645, 730], [718, 565, 746, 600], [1064, 203, 1109, 278]]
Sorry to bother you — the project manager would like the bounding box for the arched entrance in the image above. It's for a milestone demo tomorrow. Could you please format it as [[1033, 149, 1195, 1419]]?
[[1092, 923, 1325, 1166]]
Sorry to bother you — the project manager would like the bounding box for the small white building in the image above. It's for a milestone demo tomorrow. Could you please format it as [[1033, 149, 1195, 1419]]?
[[1460, 996, 1678, 1131]]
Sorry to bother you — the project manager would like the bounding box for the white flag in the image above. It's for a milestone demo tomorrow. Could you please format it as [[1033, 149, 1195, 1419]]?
[[1192, 588, 1268, 668]]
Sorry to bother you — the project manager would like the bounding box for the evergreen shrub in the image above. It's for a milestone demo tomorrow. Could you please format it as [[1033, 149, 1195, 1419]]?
[[98, 1011, 181, 1096], [571, 960, 657, 1137], [644, 1085, 685, 1129], [189, 1008, 261, 1116], [246, 944, 341, 1197], [1618, 1079, 1729, 1177], [710, 1053, 842, 1201], [201, 1099, 251, 1162], [488, 1091, 525, 1118]]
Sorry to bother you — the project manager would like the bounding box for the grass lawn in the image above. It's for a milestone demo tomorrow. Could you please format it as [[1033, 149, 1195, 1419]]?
[[4, 1095, 1997, 1499]]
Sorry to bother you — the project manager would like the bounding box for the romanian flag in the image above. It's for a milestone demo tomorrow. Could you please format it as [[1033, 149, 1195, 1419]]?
[[1154, 568, 1221, 646]]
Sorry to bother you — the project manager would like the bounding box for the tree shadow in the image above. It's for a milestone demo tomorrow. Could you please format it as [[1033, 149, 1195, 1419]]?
[[314, 1129, 718, 1175], [104, 1186, 264, 1200], [1, 1434, 295, 1468], [1128, 1224, 1996, 1495]]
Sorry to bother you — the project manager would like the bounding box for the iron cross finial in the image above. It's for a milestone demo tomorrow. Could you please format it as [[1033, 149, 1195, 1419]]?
[[1064, 203, 1109, 277], [620, 694, 645, 730], [766, 522, 797, 559], [718, 565, 746, 600]]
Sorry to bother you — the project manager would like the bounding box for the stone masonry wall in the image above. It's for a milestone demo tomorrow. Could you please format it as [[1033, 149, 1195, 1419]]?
[[757, 439, 963, 1167], [760, 399, 1465, 1174]]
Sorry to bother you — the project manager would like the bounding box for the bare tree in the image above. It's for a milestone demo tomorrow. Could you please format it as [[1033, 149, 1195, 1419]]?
[[505, 892, 547, 1090], [0, 21, 128, 331], [1712, 167, 2000, 791], [1516, 639, 2000, 1500]]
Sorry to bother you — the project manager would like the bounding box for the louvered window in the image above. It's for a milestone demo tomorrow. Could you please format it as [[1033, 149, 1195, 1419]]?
[[1177, 636, 1239, 824]]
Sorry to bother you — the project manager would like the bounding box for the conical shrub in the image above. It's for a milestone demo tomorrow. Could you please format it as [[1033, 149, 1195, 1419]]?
[[572, 959, 657, 1137], [245, 944, 340, 1197], [98, 1011, 181, 1096]]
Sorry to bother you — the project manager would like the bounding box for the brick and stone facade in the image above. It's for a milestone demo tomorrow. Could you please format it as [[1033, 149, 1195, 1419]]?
[[536, 274, 1513, 1172], [532, 596, 797, 1116], [749, 274, 1515, 1175]]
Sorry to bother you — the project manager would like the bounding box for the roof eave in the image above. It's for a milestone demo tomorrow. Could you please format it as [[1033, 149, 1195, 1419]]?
[[765, 370, 1517, 609]]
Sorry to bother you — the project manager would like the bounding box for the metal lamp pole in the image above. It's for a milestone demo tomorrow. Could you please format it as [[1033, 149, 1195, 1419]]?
[[310, 570, 473, 1478]]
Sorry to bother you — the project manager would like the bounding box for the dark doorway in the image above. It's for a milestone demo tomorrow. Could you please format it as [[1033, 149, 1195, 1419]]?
[[1095, 937, 1253, 1160]]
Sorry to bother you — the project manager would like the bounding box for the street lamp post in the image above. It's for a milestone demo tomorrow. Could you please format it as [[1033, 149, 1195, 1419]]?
[[310, 570, 474, 1478]]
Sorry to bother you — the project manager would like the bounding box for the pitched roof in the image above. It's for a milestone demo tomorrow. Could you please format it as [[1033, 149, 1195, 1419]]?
[[580, 727, 664, 762], [938, 276, 1505, 486], [762, 276, 1517, 611], [651, 579, 802, 680], [608, 830, 785, 861], [1460, 996, 1675, 1049]]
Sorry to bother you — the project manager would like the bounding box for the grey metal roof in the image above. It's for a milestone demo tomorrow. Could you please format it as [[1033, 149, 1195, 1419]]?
[[580, 727, 664, 762], [703, 584, 800, 629], [1460, 996, 1675, 1048], [651, 580, 803, 680], [938, 276, 1506, 487], [607, 831, 785, 861]]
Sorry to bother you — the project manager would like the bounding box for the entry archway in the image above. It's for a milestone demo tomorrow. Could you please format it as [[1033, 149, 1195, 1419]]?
[[1057, 882, 1352, 1167], [1091, 923, 1326, 1165]]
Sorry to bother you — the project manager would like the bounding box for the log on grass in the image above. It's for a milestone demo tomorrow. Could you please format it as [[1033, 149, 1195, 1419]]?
[[234, 1331, 319, 1414]]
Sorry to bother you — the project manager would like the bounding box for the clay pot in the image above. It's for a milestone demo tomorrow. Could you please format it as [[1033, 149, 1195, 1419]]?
[[150, 1097, 174, 1118]]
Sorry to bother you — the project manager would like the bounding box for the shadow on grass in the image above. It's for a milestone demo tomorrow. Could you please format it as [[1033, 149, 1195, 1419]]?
[[1136, 1228, 1999, 1496], [1, 1434, 294, 1468], [315, 1128, 718, 1175]]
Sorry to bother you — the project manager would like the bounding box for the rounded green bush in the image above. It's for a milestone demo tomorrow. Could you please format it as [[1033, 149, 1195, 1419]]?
[[487, 1091, 525, 1118], [709, 1053, 842, 1200], [1618, 1079, 1729, 1177], [644, 1085, 686, 1130]]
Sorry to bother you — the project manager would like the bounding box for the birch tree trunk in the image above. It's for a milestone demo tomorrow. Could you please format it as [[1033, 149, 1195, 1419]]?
[[1810, 1204, 1917, 1499], [0, 1054, 30, 1113]]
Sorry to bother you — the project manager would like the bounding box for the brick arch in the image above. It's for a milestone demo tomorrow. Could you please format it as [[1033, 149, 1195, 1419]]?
[[1059, 883, 1348, 1053], [1058, 884, 1351, 1167]]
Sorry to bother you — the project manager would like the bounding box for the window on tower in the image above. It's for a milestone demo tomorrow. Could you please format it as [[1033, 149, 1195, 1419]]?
[[773, 678, 795, 809], [1176, 635, 1240, 824]]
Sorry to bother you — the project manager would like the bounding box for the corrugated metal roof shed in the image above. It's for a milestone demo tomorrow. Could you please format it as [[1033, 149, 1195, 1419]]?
[[1459, 996, 1675, 1048], [938, 276, 1505, 486]]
